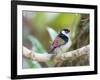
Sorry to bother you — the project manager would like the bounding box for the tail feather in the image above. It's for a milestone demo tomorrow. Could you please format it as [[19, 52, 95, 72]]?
[[48, 48, 55, 54]]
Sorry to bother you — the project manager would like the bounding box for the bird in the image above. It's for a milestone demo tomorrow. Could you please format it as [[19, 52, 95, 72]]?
[[49, 28, 72, 55]]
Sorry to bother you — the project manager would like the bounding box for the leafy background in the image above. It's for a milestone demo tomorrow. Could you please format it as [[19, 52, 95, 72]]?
[[22, 11, 89, 68]]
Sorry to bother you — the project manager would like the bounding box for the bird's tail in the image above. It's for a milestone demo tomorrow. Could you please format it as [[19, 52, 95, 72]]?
[[48, 48, 55, 54]]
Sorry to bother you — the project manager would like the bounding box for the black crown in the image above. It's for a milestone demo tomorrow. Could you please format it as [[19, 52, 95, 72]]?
[[62, 29, 70, 33]]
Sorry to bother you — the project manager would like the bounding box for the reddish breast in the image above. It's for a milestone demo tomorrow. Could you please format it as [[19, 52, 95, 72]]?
[[52, 36, 59, 48]]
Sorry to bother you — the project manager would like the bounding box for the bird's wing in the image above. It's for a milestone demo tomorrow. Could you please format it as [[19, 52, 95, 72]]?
[[51, 36, 65, 48], [51, 36, 59, 48]]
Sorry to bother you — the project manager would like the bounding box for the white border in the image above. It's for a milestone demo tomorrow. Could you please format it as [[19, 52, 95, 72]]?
[[17, 5, 95, 75]]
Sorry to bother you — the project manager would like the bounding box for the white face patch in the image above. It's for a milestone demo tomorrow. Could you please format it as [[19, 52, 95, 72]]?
[[61, 31, 68, 37]]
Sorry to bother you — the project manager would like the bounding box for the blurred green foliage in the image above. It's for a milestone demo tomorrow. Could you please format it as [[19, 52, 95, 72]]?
[[32, 12, 46, 32], [28, 35, 46, 53], [47, 27, 57, 41], [22, 11, 89, 68], [22, 58, 41, 68]]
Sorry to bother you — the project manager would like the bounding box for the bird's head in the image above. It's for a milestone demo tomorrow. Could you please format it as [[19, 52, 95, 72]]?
[[59, 28, 70, 37], [58, 29, 70, 42]]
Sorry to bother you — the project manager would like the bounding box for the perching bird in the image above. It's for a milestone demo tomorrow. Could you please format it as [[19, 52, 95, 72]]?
[[49, 29, 72, 55]]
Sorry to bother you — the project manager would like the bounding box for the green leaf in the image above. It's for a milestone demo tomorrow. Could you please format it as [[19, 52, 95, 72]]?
[[47, 27, 57, 41], [28, 35, 45, 53], [48, 13, 78, 29], [32, 61, 41, 68], [70, 14, 81, 39], [32, 12, 46, 32], [22, 57, 41, 68], [46, 60, 54, 67]]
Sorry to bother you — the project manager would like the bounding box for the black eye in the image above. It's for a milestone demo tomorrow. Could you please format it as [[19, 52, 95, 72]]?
[[65, 31, 69, 33], [63, 29, 70, 33], [66, 29, 70, 33]]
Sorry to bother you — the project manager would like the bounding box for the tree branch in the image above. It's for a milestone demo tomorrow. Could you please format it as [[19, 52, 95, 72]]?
[[23, 45, 89, 63], [61, 45, 89, 60]]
